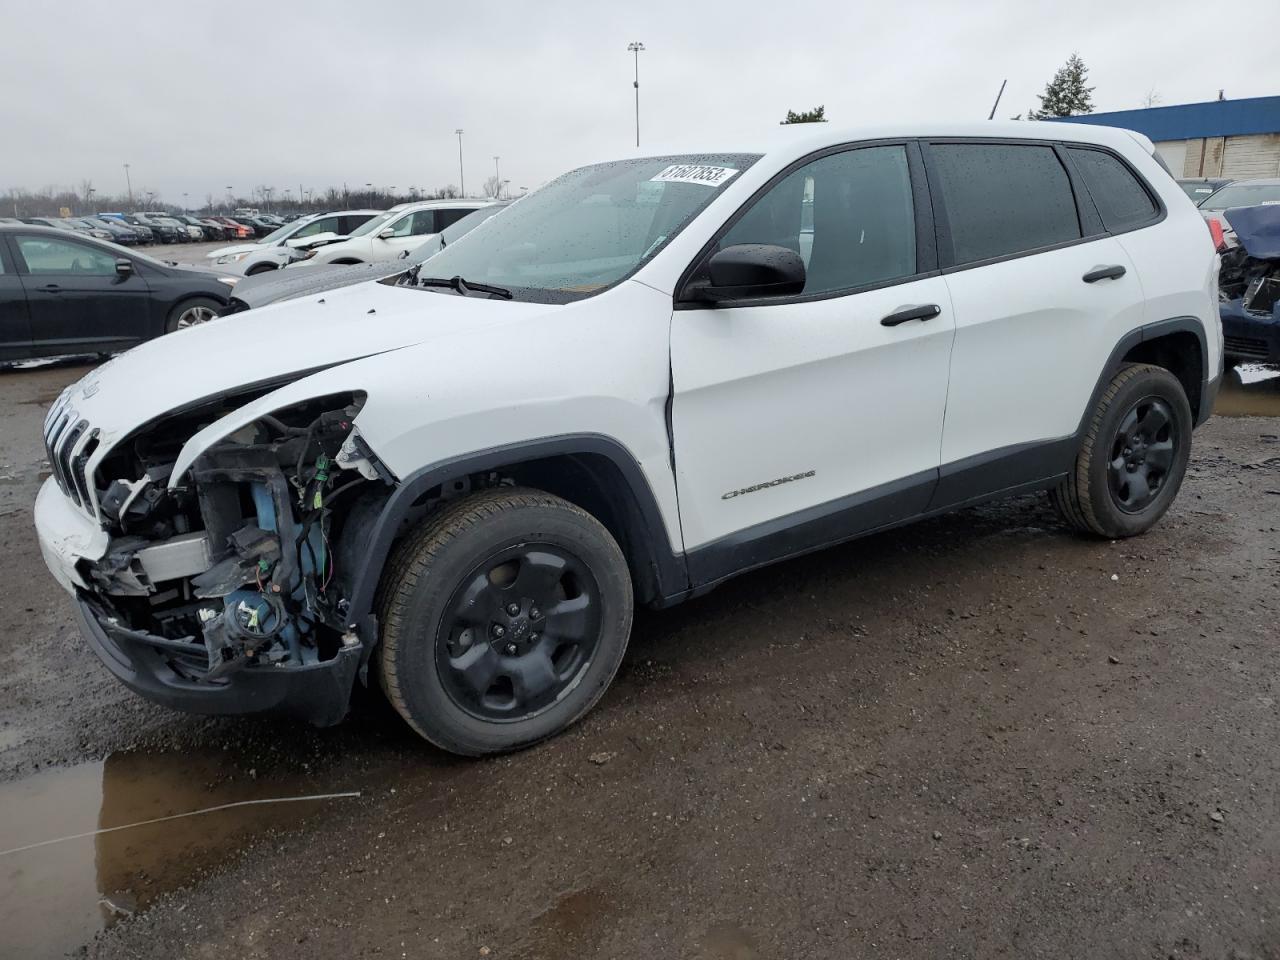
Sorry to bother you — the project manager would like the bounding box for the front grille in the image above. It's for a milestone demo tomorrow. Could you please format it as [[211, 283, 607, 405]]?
[[1224, 335, 1271, 361], [43, 402, 100, 518]]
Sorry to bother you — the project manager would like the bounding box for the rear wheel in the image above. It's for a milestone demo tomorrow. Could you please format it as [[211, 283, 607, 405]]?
[[165, 296, 222, 333], [1051, 363, 1192, 538], [377, 488, 633, 756]]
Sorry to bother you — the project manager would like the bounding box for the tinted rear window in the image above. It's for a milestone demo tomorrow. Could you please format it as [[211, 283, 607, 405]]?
[[1069, 148, 1157, 232], [931, 142, 1081, 265]]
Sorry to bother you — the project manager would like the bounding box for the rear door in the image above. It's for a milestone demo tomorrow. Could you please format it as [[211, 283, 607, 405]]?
[[12, 233, 153, 356], [0, 237, 33, 360], [924, 139, 1146, 503]]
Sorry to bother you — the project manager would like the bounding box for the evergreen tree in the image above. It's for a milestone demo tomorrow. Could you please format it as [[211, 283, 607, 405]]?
[[1028, 54, 1095, 119], [781, 105, 827, 124]]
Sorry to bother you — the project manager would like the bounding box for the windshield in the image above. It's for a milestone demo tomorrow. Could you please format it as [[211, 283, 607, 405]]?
[[350, 209, 399, 238], [1179, 181, 1223, 203], [260, 217, 312, 245], [412, 154, 759, 303], [1200, 182, 1280, 212]]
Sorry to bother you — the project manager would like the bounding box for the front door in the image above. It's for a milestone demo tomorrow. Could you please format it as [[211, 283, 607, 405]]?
[[671, 143, 956, 581], [12, 233, 153, 356]]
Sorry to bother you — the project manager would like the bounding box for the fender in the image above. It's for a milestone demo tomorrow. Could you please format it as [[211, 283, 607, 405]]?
[[343, 433, 690, 628], [1086, 315, 1216, 430]]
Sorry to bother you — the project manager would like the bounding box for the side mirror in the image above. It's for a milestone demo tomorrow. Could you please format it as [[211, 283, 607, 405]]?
[[693, 243, 805, 303], [114, 258, 133, 279], [377, 227, 396, 240]]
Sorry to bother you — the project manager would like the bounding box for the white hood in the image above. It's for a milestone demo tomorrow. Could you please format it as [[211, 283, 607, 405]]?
[[206, 241, 263, 260], [46, 280, 551, 496]]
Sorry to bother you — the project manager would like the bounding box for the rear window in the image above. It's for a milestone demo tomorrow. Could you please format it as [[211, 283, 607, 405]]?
[[931, 142, 1081, 265], [1068, 148, 1158, 232]]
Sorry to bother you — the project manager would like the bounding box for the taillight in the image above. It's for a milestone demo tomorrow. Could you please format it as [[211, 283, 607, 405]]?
[[1207, 217, 1226, 251]]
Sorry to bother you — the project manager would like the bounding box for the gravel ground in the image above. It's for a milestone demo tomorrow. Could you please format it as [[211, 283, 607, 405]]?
[[1, 360, 1278, 959]]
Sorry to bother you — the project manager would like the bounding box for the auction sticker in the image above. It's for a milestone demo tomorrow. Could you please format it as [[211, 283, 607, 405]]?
[[650, 164, 739, 187]]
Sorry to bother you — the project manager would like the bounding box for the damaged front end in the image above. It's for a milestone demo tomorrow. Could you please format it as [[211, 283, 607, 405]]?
[[1218, 205, 1280, 365], [68, 391, 390, 725]]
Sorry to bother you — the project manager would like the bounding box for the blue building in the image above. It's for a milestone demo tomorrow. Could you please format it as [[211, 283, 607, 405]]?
[[1053, 95, 1280, 179]]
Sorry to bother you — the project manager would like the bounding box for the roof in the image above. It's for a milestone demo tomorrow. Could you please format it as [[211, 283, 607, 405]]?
[[602, 119, 1149, 169], [1052, 96, 1280, 142]]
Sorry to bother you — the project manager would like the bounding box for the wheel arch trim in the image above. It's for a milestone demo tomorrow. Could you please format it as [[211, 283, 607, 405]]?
[[344, 433, 690, 628]]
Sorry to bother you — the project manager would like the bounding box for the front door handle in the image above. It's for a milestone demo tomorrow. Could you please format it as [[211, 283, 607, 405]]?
[[880, 303, 941, 327], [1082, 264, 1126, 283], [37, 283, 61, 294]]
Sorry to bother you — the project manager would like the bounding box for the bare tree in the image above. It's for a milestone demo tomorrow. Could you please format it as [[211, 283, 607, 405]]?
[[1141, 88, 1162, 109], [482, 175, 502, 199]]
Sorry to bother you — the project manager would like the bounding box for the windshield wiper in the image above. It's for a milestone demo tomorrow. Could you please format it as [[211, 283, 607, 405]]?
[[414, 275, 512, 299]]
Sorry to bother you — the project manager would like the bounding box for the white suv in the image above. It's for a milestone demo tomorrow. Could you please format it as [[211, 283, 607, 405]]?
[[34, 122, 1221, 756], [292, 200, 494, 267], [204, 210, 382, 275]]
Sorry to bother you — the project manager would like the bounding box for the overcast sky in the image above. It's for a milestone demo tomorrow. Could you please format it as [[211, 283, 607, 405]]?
[[2, 0, 1276, 205]]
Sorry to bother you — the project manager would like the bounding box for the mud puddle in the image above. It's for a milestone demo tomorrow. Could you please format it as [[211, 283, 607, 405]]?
[[0, 750, 361, 957], [1215, 363, 1280, 417]]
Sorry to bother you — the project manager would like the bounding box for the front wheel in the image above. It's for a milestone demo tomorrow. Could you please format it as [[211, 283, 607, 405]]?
[[165, 296, 222, 333], [376, 488, 634, 756], [1050, 363, 1192, 538]]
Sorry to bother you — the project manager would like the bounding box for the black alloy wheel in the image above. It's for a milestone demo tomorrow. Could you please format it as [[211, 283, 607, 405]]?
[[436, 543, 602, 721], [1107, 397, 1178, 514]]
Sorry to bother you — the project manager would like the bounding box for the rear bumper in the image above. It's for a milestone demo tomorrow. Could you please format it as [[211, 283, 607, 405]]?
[[1220, 298, 1280, 364], [76, 595, 361, 726]]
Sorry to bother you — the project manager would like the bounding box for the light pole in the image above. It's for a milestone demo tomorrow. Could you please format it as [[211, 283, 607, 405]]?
[[182, 192, 189, 213], [365, 182, 373, 206], [493, 156, 501, 197], [225, 186, 233, 213], [86, 187, 96, 213], [455, 129, 465, 196], [502, 179, 510, 200], [627, 41, 645, 147], [123, 162, 133, 208]]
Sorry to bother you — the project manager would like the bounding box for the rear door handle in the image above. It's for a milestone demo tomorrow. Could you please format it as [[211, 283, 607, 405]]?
[[1082, 264, 1126, 283], [880, 303, 941, 327], [37, 283, 61, 294]]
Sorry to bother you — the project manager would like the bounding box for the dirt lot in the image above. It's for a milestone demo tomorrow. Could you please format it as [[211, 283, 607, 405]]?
[[1, 359, 1278, 959]]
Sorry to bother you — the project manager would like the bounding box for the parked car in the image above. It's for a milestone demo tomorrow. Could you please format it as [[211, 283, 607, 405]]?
[[79, 217, 141, 245], [225, 203, 511, 310], [1176, 177, 1233, 205], [292, 200, 493, 266], [0, 224, 237, 360], [64, 218, 117, 241], [124, 214, 183, 244], [205, 210, 381, 275], [174, 215, 222, 241], [209, 216, 254, 240], [1217, 203, 1280, 365], [1198, 178, 1280, 248], [22, 216, 80, 232], [32, 122, 1219, 756]]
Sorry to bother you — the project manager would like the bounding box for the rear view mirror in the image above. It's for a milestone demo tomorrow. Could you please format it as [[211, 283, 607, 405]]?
[[377, 227, 396, 240], [692, 243, 806, 303], [114, 258, 133, 279]]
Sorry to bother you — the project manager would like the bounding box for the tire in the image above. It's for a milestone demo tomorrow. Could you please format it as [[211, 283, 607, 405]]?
[[246, 262, 276, 276], [1051, 363, 1193, 538], [376, 487, 634, 756], [165, 296, 222, 333]]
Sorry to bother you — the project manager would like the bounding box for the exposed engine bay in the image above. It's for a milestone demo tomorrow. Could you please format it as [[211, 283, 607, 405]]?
[[77, 391, 390, 683], [1218, 205, 1280, 315]]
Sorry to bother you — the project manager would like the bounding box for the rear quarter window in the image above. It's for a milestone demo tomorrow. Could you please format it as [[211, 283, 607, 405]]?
[[1068, 148, 1158, 232], [930, 142, 1081, 266]]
